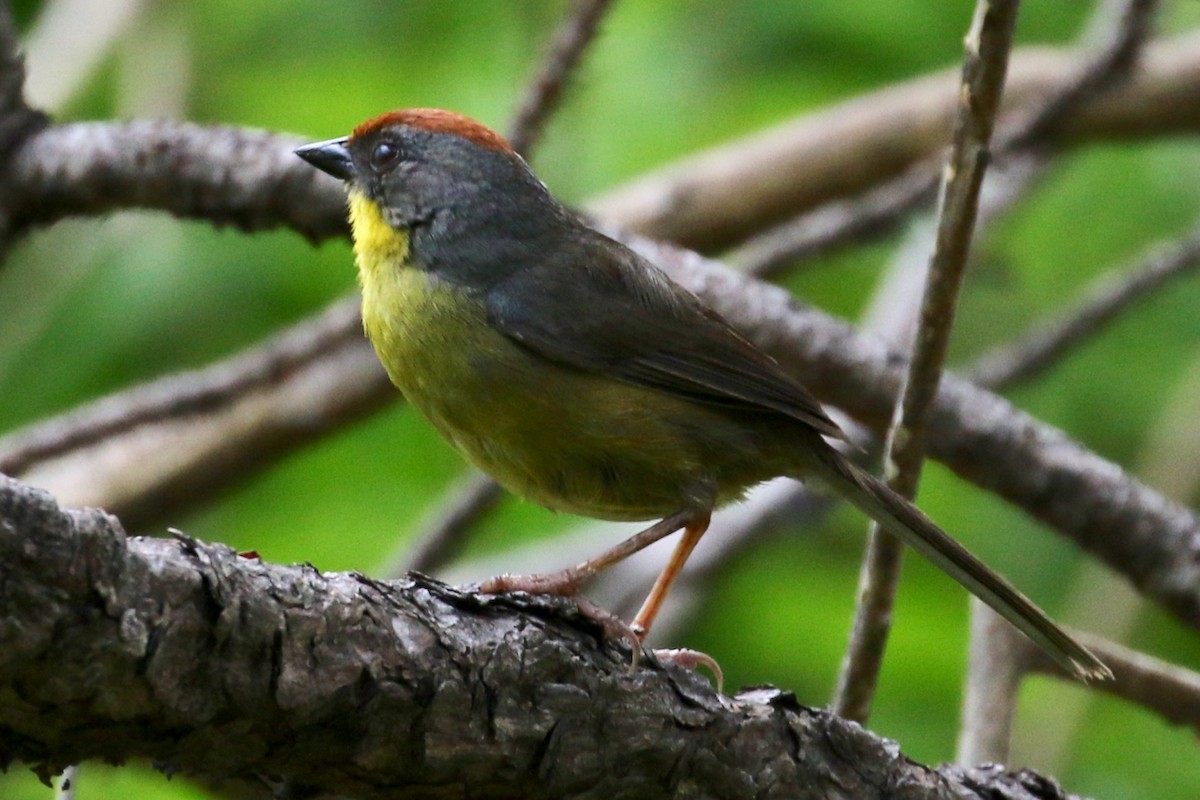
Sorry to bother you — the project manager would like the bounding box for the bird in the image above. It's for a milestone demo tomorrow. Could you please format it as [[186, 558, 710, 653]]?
[[295, 108, 1109, 683]]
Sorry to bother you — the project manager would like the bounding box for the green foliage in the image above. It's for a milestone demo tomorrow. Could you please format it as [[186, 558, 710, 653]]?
[[3, 1, 1199, 798]]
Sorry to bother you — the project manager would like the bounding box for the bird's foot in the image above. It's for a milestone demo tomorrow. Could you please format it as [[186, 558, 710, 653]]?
[[653, 647, 725, 694]]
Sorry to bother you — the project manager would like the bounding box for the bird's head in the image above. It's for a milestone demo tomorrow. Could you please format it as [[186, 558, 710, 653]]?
[[296, 109, 562, 282]]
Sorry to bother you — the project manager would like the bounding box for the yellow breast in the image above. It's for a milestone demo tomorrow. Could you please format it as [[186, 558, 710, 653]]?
[[345, 192, 767, 520]]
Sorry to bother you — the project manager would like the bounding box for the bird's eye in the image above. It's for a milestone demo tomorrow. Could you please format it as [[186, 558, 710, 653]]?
[[370, 141, 401, 173]]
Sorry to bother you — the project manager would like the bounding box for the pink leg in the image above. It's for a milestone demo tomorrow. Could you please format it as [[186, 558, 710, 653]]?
[[480, 509, 695, 597], [630, 512, 711, 639]]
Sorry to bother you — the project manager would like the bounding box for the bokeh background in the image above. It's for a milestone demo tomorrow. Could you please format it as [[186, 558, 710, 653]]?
[[3, 1, 1200, 798]]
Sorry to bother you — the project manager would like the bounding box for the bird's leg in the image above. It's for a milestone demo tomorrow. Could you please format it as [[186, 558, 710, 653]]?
[[624, 512, 725, 691], [480, 508, 694, 598], [630, 511, 711, 639]]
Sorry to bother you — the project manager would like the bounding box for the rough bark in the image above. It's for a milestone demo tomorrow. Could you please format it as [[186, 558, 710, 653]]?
[[0, 474, 1081, 800]]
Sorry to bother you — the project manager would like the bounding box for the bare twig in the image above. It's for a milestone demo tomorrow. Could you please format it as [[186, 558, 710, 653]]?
[[1007, 0, 1159, 150], [832, 0, 1020, 724], [0, 2, 50, 257], [956, 601, 1028, 766], [589, 32, 1200, 253], [970, 226, 1200, 390], [0, 3, 48, 159], [732, 162, 938, 279], [953, 0, 1163, 764], [507, 0, 616, 158], [0, 300, 393, 528], [390, 472, 505, 577]]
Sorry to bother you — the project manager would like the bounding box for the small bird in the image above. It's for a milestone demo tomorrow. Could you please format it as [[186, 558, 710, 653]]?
[[295, 109, 1109, 682]]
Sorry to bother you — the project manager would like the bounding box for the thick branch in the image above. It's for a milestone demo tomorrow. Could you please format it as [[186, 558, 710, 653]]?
[[0, 474, 1079, 800]]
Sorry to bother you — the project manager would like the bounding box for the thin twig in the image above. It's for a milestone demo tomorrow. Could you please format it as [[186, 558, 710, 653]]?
[[955, 0, 1163, 766], [507, 0, 616, 158], [390, 472, 505, 577], [832, 0, 1020, 724], [0, 1, 49, 260], [955, 600, 1028, 766], [970, 225, 1200, 390], [1007, 0, 1159, 150], [734, 162, 938, 279]]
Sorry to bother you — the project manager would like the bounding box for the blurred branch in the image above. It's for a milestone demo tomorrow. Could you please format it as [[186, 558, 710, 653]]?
[[833, 0, 1020, 724], [733, 0, 1160, 278], [1025, 631, 1200, 735], [0, 2, 49, 258], [627, 236, 1200, 632], [507, 0, 615, 158], [970, 225, 1200, 389], [0, 473, 1088, 800], [731, 160, 938, 278], [0, 299, 392, 528], [958, 597, 1200, 763], [590, 31, 1200, 251], [0, 298, 363, 473], [390, 471, 505, 576], [950, 0, 1164, 763], [956, 601, 1027, 766], [20, 0, 144, 112], [1006, 0, 1159, 150]]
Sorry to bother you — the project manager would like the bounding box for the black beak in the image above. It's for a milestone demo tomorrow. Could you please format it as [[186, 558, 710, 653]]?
[[295, 137, 354, 181]]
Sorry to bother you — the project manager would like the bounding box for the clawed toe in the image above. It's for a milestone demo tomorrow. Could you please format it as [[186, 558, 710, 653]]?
[[653, 647, 725, 693], [573, 595, 644, 671]]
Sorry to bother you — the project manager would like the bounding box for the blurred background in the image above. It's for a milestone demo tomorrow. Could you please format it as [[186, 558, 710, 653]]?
[[2, 1, 1200, 798]]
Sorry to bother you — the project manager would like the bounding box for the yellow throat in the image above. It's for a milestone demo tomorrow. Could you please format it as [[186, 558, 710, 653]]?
[[347, 190, 411, 282]]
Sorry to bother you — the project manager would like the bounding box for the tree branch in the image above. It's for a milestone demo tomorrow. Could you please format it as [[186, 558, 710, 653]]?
[[0, 299, 391, 528], [590, 32, 1200, 252], [4, 120, 346, 243], [0, 473, 1083, 800], [969, 224, 1200, 390]]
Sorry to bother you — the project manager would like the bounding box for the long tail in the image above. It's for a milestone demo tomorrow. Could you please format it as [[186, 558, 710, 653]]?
[[809, 446, 1111, 682]]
